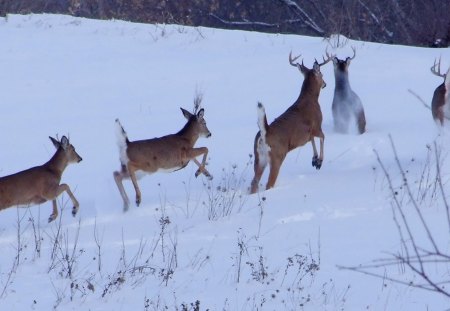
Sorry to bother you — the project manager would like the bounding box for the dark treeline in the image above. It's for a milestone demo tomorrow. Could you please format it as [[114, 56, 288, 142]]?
[[1, 0, 449, 47]]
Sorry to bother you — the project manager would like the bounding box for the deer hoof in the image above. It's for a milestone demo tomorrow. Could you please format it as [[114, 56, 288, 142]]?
[[195, 170, 201, 178], [136, 197, 141, 207], [312, 156, 322, 170], [48, 214, 56, 223], [72, 206, 78, 217]]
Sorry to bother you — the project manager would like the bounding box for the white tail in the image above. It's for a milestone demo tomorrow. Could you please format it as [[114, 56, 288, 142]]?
[[331, 47, 366, 134], [0, 136, 82, 222], [250, 51, 331, 193], [431, 58, 450, 125], [113, 100, 213, 210], [115, 119, 129, 166]]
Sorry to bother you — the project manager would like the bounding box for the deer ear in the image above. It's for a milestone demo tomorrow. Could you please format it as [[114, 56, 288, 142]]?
[[299, 63, 308, 75], [49, 136, 60, 149], [197, 108, 204, 119], [180, 107, 193, 120], [60, 136, 69, 150], [313, 62, 320, 72]]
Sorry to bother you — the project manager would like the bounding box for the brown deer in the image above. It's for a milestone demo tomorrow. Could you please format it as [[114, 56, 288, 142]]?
[[430, 58, 450, 126], [0, 136, 82, 222], [113, 98, 213, 211], [331, 47, 366, 134], [250, 51, 331, 194]]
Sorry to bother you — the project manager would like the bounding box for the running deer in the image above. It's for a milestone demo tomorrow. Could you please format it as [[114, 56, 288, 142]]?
[[430, 58, 450, 126], [0, 136, 82, 222], [331, 47, 366, 134], [250, 51, 331, 194], [113, 98, 213, 210]]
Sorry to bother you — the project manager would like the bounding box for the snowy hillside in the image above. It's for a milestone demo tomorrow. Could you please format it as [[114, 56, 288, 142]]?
[[0, 14, 449, 310]]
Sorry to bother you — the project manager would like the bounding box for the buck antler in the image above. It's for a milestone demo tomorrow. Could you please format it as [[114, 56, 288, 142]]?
[[289, 51, 303, 68], [431, 58, 446, 78], [316, 50, 333, 67], [348, 46, 356, 61]]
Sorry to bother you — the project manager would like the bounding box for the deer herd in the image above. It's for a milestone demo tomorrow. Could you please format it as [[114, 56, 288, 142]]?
[[0, 49, 449, 222]]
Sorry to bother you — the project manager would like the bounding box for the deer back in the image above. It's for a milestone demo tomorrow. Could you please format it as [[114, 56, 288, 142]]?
[[124, 108, 211, 173]]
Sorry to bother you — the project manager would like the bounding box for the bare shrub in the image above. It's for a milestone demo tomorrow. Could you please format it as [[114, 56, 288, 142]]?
[[203, 156, 252, 220], [340, 136, 450, 298]]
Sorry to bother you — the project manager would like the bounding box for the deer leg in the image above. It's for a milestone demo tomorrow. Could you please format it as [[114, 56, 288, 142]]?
[[48, 199, 58, 223], [311, 133, 324, 170], [266, 156, 284, 190], [113, 165, 131, 211], [192, 158, 212, 179], [357, 111, 366, 134], [250, 159, 266, 194], [55, 183, 80, 217], [187, 147, 213, 179], [127, 165, 142, 207], [251, 133, 270, 194]]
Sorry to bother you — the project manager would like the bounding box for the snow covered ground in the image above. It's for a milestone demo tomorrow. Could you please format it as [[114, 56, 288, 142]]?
[[0, 14, 449, 310]]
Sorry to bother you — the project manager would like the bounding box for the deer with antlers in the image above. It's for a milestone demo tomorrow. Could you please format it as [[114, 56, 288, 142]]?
[[430, 58, 450, 126], [113, 95, 213, 210], [250, 51, 331, 194], [331, 47, 366, 134], [0, 136, 82, 222]]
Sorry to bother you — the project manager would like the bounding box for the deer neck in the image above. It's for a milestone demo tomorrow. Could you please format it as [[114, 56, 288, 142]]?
[[176, 122, 199, 146], [44, 148, 68, 176], [297, 79, 321, 103], [334, 70, 351, 91]]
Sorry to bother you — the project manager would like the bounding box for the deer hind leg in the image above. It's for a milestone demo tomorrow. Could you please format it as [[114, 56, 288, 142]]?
[[266, 155, 284, 191], [357, 111, 366, 134], [127, 164, 142, 207], [187, 147, 213, 180], [311, 131, 325, 170], [250, 153, 267, 194], [113, 165, 131, 211]]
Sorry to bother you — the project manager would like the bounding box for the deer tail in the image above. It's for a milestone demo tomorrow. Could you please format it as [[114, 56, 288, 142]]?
[[115, 119, 130, 166], [257, 102, 269, 139]]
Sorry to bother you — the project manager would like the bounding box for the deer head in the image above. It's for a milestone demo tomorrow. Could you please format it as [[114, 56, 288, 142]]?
[[289, 51, 332, 89], [332, 47, 356, 73], [49, 136, 83, 164], [180, 107, 211, 138]]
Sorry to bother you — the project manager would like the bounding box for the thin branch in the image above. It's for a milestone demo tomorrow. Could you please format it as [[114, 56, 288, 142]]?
[[408, 89, 450, 121], [209, 14, 278, 28], [338, 265, 450, 297], [373, 148, 417, 262], [357, 0, 393, 37], [433, 141, 450, 232], [388, 135, 440, 254], [279, 0, 325, 34]]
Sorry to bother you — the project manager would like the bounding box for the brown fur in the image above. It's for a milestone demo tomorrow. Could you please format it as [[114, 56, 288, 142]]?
[[430, 58, 449, 126], [432, 83, 446, 125], [0, 136, 82, 222], [114, 108, 212, 210], [250, 55, 329, 193]]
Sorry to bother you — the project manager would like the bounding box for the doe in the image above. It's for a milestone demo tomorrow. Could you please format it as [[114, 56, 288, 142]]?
[[0, 136, 82, 222], [113, 98, 213, 210], [250, 51, 331, 194]]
